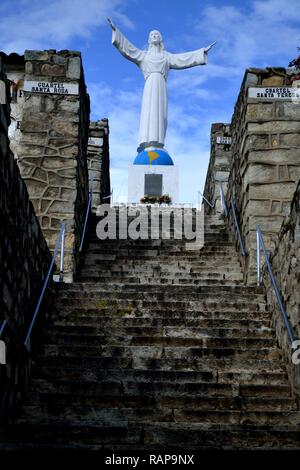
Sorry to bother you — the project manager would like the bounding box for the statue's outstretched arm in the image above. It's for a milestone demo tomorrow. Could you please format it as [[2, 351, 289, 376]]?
[[108, 18, 144, 65], [168, 42, 216, 70]]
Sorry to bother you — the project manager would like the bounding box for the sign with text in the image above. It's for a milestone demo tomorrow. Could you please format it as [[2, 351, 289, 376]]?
[[248, 87, 300, 100], [88, 137, 103, 146], [24, 81, 79, 95], [216, 136, 232, 145]]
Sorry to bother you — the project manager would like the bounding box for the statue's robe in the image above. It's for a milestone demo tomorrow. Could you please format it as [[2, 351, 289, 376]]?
[[112, 27, 207, 150]]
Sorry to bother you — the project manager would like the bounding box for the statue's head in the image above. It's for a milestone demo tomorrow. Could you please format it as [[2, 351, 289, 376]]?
[[148, 30, 164, 51]]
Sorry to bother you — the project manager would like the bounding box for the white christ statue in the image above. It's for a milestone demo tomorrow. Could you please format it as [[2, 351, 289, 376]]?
[[108, 19, 216, 152]]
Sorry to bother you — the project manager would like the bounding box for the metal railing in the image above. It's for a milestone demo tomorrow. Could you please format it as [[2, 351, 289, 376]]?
[[102, 188, 113, 203], [0, 319, 27, 351], [230, 200, 247, 257], [256, 225, 296, 345], [197, 190, 214, 209], [24, 222, 66, 350], [79, 175, 94, 252], [219, 185, 247, 257]]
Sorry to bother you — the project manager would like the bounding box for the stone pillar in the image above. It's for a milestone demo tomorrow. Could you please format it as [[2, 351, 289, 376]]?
[[227, 67, 300, 283], [16, 50, 90, 281], [87, 119, 111, 209], [203, 123, 231, 214], [0, 61, 52, 420]]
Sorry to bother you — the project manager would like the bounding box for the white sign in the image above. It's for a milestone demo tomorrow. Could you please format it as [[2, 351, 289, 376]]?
[[0, 340, 6, 365], [24, 80, 79, 95], [88, 137, 103, 146], [248, 87, 300, 100], [0, 80, 6, 104], [216, 136, 232, 145]]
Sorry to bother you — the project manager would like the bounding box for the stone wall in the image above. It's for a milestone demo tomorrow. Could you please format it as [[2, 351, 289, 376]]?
[[88, 119, 111, 209], [227, 67, 300, 283], [13, 50, 90, 281], [0, 61, 52, 421], [263, 182, 300, 398], [203, 123, 232, 214]]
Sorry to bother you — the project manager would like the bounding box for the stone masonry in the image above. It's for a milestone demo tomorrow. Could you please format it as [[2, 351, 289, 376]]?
[[227, 67, 300, 283], [0, 60, 52, 421], [88, 119, 111, 209], [1, 50, 91, 282], [203, 123, 231, 214], [263, 182, 300, 398]]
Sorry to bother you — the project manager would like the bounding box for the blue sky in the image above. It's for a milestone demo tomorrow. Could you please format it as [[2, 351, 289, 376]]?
[[1, 0, 299, 204]]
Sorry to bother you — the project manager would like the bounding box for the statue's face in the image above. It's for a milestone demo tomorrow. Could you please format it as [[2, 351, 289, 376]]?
[[149, 30, 162, 46]]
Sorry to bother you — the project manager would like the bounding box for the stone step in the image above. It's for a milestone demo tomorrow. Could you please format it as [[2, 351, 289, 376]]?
[[34, 355, 287, 374], [48, 324, 273, 339], [52, 316, 272, 330], [53, 307, 271, 321], [15, 406, 300, 427], [54, 298, 267, 313], [56, 283, 263, 294], [48, 319, 275, 338], [54, 287, 265, 301], [77, 277, 244, 285], [84, 247, 237, 263], [32, 366, 287, 386], [44, 333, 275, 349], [26, 378, 292, 399], [43, 344, 281, 361], [86, 240, 234, 248], [23, 391, 296, 412], [2, 423, 300, 450], [77, 269, 244, 280]]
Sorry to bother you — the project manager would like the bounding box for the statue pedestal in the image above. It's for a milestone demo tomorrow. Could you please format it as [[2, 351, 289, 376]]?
[[128, 163, 179, 204]]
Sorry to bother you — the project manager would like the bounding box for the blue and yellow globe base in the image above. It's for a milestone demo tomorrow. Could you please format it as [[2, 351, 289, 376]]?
[[128, 147, 178, 203], [133, 148, 174, 166]]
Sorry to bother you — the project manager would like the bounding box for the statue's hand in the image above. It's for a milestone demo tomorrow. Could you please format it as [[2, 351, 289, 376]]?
[[107, 17, 116, 30], [204, 41, 217, 52]]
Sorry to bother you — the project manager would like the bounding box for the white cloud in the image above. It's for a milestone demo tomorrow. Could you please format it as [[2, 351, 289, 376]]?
[[0, 0, 133, 53], [197, 0, 299, 68]]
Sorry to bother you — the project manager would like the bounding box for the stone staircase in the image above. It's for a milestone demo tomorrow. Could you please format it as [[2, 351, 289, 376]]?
[[1, 210, 300, 450]]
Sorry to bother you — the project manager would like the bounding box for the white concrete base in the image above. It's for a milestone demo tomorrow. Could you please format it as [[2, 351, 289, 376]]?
[[128, 164, 179, 203]]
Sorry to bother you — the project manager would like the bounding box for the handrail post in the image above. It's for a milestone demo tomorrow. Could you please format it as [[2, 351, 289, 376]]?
[[59, 223, 66, 282], [256, 226, 261, 286], [220, 183, 228, 217]]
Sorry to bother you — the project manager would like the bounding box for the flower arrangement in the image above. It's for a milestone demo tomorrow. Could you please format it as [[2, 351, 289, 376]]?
[[140, 194, 172, 204]]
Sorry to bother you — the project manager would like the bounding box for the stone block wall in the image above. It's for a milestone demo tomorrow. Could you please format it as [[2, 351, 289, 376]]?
[[227, 67, 300, 283], [203, 123, 232, 214], [15, 50, 90, 281], [0, 62, 52, 421], [88, 119, 111, 209], [263, 182, 300, 397]]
